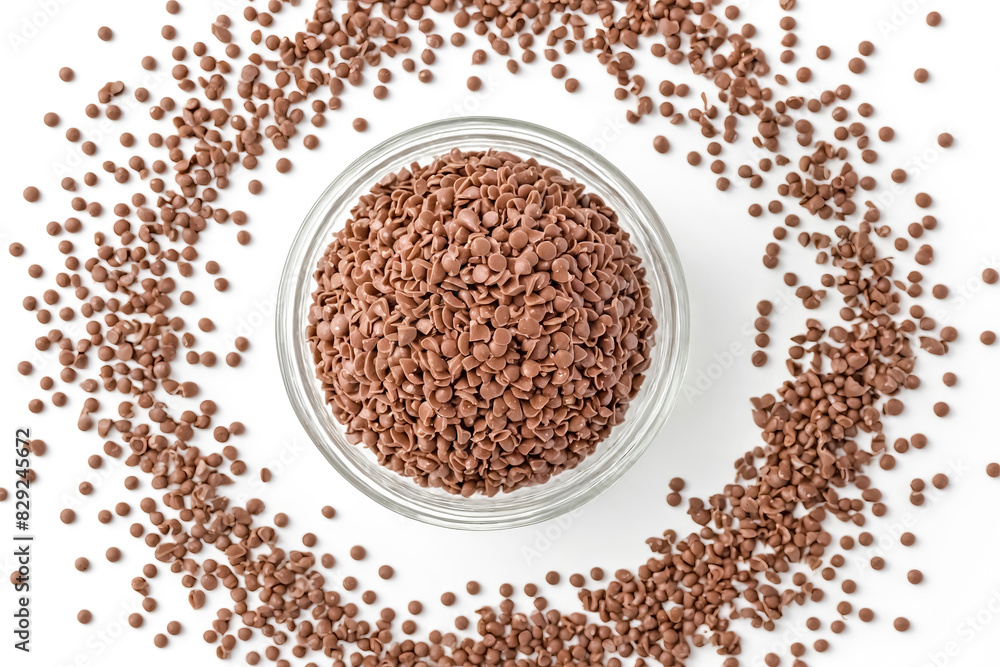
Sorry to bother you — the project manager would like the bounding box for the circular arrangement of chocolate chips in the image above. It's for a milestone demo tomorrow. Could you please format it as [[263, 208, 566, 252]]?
[[8, 0, 978, 664], [309, 150, 655, 496]]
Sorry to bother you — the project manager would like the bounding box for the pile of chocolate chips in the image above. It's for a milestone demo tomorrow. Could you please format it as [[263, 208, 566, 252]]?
[[6, 0, 989, 666], [308, 149, 655, 495]]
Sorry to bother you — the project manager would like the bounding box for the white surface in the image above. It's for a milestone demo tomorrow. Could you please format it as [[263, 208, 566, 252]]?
[[0, 1, 997, 666]]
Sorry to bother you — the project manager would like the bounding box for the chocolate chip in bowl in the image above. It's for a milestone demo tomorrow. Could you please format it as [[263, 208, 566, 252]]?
[[278, 117, 689, 529]]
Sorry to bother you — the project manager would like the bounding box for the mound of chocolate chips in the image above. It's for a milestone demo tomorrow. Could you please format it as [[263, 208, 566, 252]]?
[[308, 150, 656, 495]]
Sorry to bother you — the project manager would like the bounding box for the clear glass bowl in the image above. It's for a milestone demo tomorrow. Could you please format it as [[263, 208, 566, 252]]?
[[277, 117, 689, 530]]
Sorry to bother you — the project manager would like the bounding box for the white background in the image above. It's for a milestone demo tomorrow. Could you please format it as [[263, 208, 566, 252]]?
[[1, 1, 998, 666]]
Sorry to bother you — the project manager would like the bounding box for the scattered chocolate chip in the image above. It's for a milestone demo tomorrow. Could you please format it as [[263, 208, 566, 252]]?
[[8, 3, 973, 665]]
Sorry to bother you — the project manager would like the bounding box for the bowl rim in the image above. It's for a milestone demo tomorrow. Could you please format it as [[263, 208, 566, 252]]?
[[277, 115, 690, 530]]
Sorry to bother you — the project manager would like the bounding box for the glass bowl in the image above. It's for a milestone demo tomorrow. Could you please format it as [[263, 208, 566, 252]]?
[[277, 117, 689, 530]]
